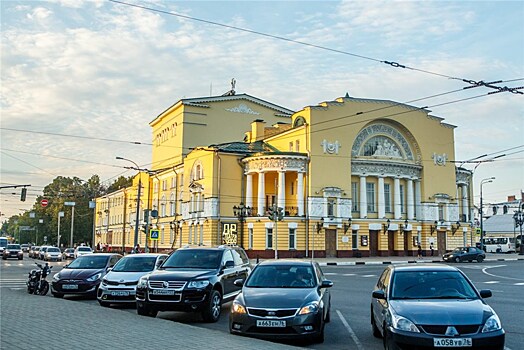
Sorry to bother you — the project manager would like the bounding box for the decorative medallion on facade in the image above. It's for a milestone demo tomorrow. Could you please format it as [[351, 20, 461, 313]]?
[[352, 124, 415, 161], [432, 153, 448, 166], [225, 103, 260, 115], [321, 139, 340, 154]]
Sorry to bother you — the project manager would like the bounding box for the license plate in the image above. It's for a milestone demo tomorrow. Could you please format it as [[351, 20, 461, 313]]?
[[62, 284, 78, 290], [110, 291, 130, 296], [151, 289, 175, 295], [434, 338, 472, 347], [256, 320, 286, 327]]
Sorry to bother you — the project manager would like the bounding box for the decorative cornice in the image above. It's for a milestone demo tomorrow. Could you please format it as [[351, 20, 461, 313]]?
[[225, 103, 260, 115], [243, 154, 308, 173], [351, 159, 422, 178]]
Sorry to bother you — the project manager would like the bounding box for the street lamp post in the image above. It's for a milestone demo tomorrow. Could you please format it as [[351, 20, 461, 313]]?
[[479, 177, 495, 251], [233, 203, 251, 248], [513, 209, 524, 255], [116, 157, 142, 251], [57, 211, 64, 248], [64, 202, 76, 247]]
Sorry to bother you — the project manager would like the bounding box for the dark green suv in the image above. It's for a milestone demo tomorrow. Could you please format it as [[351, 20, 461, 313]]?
[[136, 245, 251, 322]]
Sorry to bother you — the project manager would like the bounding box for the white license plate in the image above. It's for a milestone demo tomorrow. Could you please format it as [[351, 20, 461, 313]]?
[[62, 284, 78, 290], [111, 291, 130, 296], [151, 289, 175, 295], [256, 320, 286, 328], [434, 338, 472, 347]]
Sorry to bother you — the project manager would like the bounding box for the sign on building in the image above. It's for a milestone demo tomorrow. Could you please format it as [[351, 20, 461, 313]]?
[[222, 223, 238, 245]]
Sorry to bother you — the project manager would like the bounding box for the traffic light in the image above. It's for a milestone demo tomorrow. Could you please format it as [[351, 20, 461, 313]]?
[[267, 206, 275, 220], [277, 207, 284, 221], [20, 188, 27, 201]]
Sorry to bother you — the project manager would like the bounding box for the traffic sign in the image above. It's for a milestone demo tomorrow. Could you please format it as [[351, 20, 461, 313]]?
[[41, 199, 49, 207], [43, 236, 47, 242], [150, 229, 160, 240]]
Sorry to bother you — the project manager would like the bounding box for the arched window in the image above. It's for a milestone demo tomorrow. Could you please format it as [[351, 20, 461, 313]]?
[[503, 205, 508, 214], [492, 206, 498, 215]]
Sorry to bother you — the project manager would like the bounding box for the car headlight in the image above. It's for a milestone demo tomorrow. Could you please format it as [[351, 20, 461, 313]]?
[[298, 301, 320, 315], [137, 276, 148, 288], [482, 314, 502, 333], [52, 273, 60, 281], [86, 273, 102, 282], [391, 314, 420, 333], [187, 280, 210, 289], [231, 300, 247, 314]]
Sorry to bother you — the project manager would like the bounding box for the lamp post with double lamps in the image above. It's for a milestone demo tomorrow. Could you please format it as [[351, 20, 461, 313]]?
[[513, 209, 524, 255], [479, 177, 495, 251], [233, 203, 251, 248], [116, 156, 142, 251]]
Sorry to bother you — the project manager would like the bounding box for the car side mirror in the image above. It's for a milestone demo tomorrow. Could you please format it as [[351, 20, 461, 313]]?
[[320, 280, 334, 288], [233, 279, 244, 287], [106, 267, 113, 272], [372, 290, 386, 300], [224, 260, 235, 269], [479, 289, 492, 298]]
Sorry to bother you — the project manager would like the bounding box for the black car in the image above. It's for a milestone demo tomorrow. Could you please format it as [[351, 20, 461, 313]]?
[[2, 244, 23, 260], [229, 260, 333, 343], [51, 253, 122, 298], [443, 246, 485, 263], [135, 245, 251, 322], [371, 264, 505, 350], [62, 248, 75, 260]]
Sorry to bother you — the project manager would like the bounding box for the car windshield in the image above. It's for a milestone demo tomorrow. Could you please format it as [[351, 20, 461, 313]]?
[[246, 265, 316, 288], [161, 250, 221, 269], [391, 271, 479, 300], [47, 248, 60, 253], [78, 247, 92, 252], [112, 256, 157, 272], [453, 247, 466, 253], [67, 255, 109, 269], [65, 249, 74, 253], [7, 244, 20, 249]]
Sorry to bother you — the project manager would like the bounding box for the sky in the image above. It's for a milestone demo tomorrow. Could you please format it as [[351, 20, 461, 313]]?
[[1, 0, 523, 221]]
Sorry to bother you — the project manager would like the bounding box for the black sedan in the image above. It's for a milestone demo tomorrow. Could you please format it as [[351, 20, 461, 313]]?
[[51, 253, 121, 298], [229, 260, 333, 344], [371, 264, 505, 350], [443, 246, 485, 263]]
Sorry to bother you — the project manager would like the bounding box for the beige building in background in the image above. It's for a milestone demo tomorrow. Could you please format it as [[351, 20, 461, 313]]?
[[95, 89, 474, 258]]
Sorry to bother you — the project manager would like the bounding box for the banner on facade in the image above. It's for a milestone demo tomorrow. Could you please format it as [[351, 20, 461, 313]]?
[[222, 222, 238, 245]]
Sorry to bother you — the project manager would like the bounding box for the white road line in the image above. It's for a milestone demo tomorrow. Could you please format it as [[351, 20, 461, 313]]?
[[505, 346, 513, 350], [336, 309, 364, 350], [514, 282, 524, 286], [483, 281, 500, 284], [482, 265, 524, 281], [343, 273, 356, 276], [362, 274, 376, 278], [324, 272, 338, 275]]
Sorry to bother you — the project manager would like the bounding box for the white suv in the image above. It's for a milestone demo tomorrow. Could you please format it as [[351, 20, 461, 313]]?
[[74, 246, 93, 258]]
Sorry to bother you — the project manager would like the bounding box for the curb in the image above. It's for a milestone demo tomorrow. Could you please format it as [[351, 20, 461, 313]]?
[[318, 257, 524, 266]]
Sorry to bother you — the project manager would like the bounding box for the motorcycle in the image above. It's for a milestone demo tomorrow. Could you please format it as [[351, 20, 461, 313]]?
[[27, 262, 52, 296]]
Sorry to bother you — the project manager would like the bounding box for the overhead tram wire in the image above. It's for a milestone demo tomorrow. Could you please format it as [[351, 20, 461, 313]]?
[[109, 0, 523, 94]]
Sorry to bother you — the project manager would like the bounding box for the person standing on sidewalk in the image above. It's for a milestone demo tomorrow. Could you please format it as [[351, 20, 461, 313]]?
[[417, 244, 423, 259], [430, 242, 435, 256]]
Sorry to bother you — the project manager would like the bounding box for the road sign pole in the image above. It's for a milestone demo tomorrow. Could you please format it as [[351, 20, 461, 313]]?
[[70, 205, 75, 247]]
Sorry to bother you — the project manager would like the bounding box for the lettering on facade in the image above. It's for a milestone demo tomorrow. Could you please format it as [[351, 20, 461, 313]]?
[[222, 223, 238, 245], [321, 139, 340, 154], [432, 153, 448, 166]]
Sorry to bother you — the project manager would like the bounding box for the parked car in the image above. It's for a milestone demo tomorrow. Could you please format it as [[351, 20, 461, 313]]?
[[443, 247, 485, 263], [29, 246, 40, 258], [2, 244, 23, 260], [97, 253, 168, 307], [74, 246, 93, 258], [51, 253, 122, 298], [44, 247, 63, 262], [62, 248, 75, 260], [229, 260, 333, 343], [371, 264, 505, 350], [135, 245, 251, 322]]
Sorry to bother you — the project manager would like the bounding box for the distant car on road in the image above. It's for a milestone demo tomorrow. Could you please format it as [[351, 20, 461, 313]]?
[[443, 247, 485, 263], [371, 264, 505, 350], [62, 248, 75, 260], [97, 253, 168, 307], [21, 244, 30, 252], [229, 260, 333, 343], [38, 246, 51, 260], [44, 247, 63, 262], [2, 244, 23, 260], [74, 246, 93, 258], [29, 246, 40, 258]]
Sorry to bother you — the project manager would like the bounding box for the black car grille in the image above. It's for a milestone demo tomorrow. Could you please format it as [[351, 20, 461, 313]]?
[[420, 324, 481, 335], [148, 281, 186, 290], [247, 308, 298, 318], [105, 280, 138, 286]]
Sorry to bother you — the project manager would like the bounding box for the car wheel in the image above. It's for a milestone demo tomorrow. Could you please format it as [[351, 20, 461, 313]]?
[[454, 257, 461, 263], [371, 308, 382, 338], [136, 301, 157, 317], [52, 292, 64, 298], [476, 256, 484, 263], [19, 257, 23, 260], [201, 289, 222, 323], [383, 328, 400, 350], [39, 281, 49, 296]]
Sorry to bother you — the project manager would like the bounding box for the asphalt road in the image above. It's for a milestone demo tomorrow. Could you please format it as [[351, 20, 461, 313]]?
[[2, 255, 523, 350]]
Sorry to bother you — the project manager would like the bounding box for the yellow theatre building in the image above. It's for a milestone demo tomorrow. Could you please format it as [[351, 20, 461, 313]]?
[[95, 89, 474, 258]]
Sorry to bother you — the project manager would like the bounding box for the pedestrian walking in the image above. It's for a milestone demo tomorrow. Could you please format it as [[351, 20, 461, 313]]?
[[417, 244, 422, 259], [430, 242, 435, 256]]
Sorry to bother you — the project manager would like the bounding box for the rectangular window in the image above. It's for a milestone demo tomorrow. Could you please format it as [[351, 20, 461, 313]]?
[[352, 230, 358, 249], [295, 140, 300, 152], [366, 183, 375, 212], [352, 182, 359, 211], [266, 228, 273, 249], [400, 185, 405, 213], [289, 142, 293, 151], [180, 174, 184, 186], [171, 176, 176, 189], [327, 198, 335, 217], [289, 228, 296, 249], [438, 204, 445, 221], [384, 184, 391, 213], [248, 228, 253, 249]]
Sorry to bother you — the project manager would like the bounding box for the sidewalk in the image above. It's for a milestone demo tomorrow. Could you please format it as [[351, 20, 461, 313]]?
[[252, 253, 524, 266]]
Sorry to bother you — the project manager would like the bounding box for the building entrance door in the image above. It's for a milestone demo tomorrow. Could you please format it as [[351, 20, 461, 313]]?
[[325, 229, 337, 258], [437, 231, 447, 256], [388, 231, 395, 256], [369, 230, 379, 257]]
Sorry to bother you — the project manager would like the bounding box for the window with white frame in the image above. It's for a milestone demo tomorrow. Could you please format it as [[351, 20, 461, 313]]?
[[295, 140, 300, 152], [171, 176, 176, 189], [400, 184, 405, 213], [266, 228, 273, 249], [160, 195, 166, 217], [153, 181, 158, 193], [385, 183, 391, 213], [170, 193, 176, 216], [352, 182, 359, 211], [288, 228, 296, 249], [366, 183, 375, 212], [327, 198, 336, 217], [352, 230, 358, 249], [248, 227, 253, 249], [162, 180, 167, 191]]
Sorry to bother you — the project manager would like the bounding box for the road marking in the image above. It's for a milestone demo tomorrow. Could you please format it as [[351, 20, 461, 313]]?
[[336, 309, 363, 350], [484, 281, 500, 284], [343, 273, 356, 276], [362, 274, 376, 278], [514, 283, 524, 286], [324, 272, 338, 275], [482, 265, 524, 282]]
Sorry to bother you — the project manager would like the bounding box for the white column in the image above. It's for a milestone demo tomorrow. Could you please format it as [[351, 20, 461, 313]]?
[[360, 176, 367, 218], [257, 172, 265, 216], [297, 172, 304, 216], [407, 178, 414, 220], [246, 173, 253, 208], [378, 176, 385, 218], [461, 184, 469, 221], [277, 171, 286, 210], [415, 179, 421, 219], [394, 177, 401, 219]]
